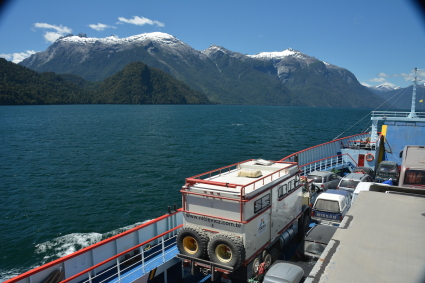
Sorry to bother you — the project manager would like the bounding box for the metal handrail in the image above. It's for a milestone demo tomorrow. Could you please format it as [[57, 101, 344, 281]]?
[[299, 154, 357, 176], [372, 111, 425, 118], [84, 235, 179, 283], [61, 225, 182, 283]]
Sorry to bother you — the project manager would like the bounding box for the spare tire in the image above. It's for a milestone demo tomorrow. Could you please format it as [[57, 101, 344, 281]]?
[[177, 226, 209, 259], [207, 233, 245, 269]]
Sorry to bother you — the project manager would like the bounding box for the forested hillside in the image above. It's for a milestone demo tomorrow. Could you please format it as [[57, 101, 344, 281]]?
[[0, 59, 211, 105]]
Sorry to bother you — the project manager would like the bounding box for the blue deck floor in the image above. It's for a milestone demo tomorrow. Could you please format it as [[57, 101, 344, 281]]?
[[112, 244, 179, 283]]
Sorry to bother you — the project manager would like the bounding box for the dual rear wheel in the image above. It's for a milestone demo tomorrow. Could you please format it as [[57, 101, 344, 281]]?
[[177, 227, 245, 269]]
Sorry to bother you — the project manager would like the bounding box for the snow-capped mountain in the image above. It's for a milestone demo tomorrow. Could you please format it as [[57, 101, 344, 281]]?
[[19, 32, 385, 107], [363, 82, 401, 92]]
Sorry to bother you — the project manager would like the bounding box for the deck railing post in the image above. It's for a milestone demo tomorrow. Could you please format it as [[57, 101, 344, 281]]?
[[88, 272, 92, 283], [162, 236, 166, 263], [116, 258, 121, 283], [142, 248, 145, 274]]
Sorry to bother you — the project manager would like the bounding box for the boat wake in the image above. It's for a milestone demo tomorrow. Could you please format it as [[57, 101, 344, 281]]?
[[35, 221, 149, 263]]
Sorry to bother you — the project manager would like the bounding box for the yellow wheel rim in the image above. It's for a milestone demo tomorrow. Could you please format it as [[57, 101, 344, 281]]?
[[215, 244, 232, 263], [183, 236, 198, 254]]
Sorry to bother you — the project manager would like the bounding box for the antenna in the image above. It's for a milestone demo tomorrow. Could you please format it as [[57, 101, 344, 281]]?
[[407, 68, 418, 118]]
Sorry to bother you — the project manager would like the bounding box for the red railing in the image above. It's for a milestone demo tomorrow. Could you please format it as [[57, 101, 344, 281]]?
[[4, 209, 182, 283], [279, 132, 369, 162], [60, 225, 183, 283]]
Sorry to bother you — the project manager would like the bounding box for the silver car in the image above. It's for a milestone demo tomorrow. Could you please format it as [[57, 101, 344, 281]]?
[[307, 171, 341, 191], [337, 172, 373, 193]]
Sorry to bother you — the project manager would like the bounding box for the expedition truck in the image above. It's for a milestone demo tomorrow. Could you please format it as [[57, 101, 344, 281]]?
[[176, 159, 311, 282], [398, 145, 425, 189]]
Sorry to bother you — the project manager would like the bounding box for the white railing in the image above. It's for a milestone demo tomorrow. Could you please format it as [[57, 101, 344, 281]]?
[[299, 154, 357, 176], [79, 235, 178, 283], [371, 111, 425, 119], [5, 211, 183, 283], [280, 133, 369, 168]]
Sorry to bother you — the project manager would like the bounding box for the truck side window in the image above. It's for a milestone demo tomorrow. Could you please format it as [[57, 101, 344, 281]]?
[[278, 184, 287, 198], [294, 174, 299, 187], [254, 194, 271, 213]]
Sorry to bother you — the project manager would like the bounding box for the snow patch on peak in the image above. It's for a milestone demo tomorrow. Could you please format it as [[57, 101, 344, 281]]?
[[58, 32, 180, 46], [366, 82, 401, 92], [247, 48, 303, 59]]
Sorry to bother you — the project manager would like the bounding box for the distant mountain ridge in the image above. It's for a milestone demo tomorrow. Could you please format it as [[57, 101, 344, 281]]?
[[363, 82, 401, 94], [372, 84, 425, 111], [19, 32, 385, 107]]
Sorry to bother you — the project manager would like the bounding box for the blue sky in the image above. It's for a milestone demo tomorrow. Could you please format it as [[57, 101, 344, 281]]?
[[0, 0, 424, 88]]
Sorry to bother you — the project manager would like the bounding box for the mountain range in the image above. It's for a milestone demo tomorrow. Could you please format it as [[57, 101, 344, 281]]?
[[361, 82, 425, 110], [19, 32, 385, 107]]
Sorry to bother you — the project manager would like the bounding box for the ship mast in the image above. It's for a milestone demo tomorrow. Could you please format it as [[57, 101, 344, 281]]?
[[407, 67, 418, 118], [370, 67, 424, 143]]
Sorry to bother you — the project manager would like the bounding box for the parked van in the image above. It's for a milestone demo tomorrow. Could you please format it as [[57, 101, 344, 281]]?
[[399, 145, 425, 189], [375, 161, 399, 185], [311, 189, 351, 225]]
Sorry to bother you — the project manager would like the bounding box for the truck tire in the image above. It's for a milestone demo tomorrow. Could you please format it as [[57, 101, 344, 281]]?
[[177, 226, 209, 259], [207, 233, 245, 269]]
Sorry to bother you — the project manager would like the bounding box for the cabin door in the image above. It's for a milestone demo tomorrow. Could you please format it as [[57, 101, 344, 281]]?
[[358, 154, 365, 167]]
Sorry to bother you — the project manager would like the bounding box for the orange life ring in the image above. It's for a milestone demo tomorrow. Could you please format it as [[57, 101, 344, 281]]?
[[366, 153, 374, 162]]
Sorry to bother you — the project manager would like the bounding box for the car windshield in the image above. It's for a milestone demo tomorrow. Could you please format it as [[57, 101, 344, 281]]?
[[308, 175, 323, 183], [404, 170, 425, 185], [379, 164, 397, 172], [314, 199, 340, 213], [339, 179, 359, 188]]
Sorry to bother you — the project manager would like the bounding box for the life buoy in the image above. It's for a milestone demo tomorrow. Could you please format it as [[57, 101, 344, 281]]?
[[177, 226, 209, 259], [366, 153, 374, 162], [207, 232, 245, 268]]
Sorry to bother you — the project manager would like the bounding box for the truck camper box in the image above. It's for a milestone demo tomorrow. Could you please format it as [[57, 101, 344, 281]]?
[[177, 159, 311, 281]]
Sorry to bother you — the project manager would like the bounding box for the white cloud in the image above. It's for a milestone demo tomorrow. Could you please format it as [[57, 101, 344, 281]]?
[[360, 82, 372, 87], [378, 72, 389, 77], [33, 23, 72, 43], [88, 23, 116, 31], [369, 77, 386, 83], [117, 16, 164, 27], [0, 50, 37, 63]]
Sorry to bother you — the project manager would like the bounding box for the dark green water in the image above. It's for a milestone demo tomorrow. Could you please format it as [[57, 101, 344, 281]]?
[[0, 105, 372, 281]]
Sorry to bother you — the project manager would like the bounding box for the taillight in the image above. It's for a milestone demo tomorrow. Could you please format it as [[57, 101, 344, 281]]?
[[336, 186, 340, 189], [321, 184, 324, 188], [309, 203, 313, 208], [339, 215, 343, 221], [311, 210, 315, 217]]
